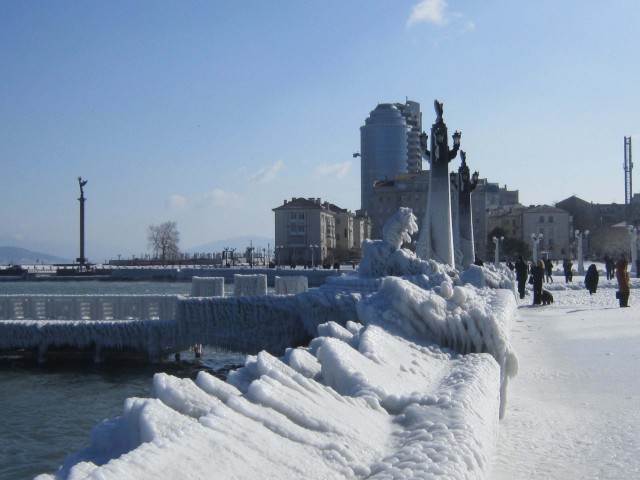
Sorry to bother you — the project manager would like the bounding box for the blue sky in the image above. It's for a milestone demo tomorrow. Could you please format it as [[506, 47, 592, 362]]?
[[2, 0, 639, 261]]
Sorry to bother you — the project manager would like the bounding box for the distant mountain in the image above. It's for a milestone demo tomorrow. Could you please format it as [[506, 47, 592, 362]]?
[[0, 246, 71, 265], [186, 236, 275, 255]]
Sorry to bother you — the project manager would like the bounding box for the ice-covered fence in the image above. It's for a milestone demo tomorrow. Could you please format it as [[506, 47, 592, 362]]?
[[274, 275, 308, 295], [190, 277, 224, 297], [234, 274, 267, 297], [174, 280, 365, 355], [0, 318, 184, 362], [0, 295, 178, 321]]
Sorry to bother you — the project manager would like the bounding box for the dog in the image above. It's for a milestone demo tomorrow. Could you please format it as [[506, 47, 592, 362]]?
[[541, 290, 554, 305]]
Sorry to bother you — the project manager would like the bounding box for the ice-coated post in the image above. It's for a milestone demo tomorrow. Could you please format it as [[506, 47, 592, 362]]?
[[493, 236, 504, 267], [628, 226, 638, 274], [531, 233, 543, 264], [575, 230, 589, 275], [416, 100, 461, 267]]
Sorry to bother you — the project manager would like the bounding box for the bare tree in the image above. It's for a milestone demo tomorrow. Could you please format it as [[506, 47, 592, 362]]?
[[148, 221, 180, 263]]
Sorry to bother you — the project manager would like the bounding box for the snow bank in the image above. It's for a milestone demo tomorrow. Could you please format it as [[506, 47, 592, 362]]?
[[274, 275, 308, 295]]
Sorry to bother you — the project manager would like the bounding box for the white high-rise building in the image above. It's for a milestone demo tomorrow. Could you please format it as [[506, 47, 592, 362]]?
[[359, 101, 423, 218]]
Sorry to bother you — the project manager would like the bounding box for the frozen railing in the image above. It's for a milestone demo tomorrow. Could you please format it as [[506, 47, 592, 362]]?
[[0, 295, 179, 321]]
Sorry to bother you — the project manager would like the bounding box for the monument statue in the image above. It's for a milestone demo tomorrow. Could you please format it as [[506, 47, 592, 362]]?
[[415, 100, 461, 267]]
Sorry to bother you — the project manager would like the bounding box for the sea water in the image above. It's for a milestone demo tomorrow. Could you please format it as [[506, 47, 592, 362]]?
[[0, 281, 247, 480]]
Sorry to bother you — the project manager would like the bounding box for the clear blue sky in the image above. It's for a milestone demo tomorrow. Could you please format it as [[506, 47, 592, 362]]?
[[2, 1, 639, 261]]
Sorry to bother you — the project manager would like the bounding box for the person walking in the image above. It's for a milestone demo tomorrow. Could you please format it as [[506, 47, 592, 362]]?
[[531, 259, 545, 305], [544, 257, 553, 283], [584, 264, 599, 295], [616, 255, 631, 307], [562, 258, 573, 283], [604, 255, 613, 280], [515, 255, 528, 299]]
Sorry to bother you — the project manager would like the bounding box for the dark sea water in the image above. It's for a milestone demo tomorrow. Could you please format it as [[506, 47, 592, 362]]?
[[0, 281, 246, 480]]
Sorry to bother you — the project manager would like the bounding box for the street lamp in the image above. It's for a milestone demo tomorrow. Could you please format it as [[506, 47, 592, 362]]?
[[310, 244, 318, 268], [575, 230, 589, 275], [531, 233, 543, 263], [493, 236, 504, 267]]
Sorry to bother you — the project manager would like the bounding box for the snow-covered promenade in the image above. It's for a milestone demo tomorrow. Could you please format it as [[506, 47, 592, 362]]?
[[493, 278, 640, 479]]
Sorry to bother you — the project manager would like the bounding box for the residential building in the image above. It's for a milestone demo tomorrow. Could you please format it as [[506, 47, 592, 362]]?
[[272, 198, 370, 266], [522, 205, 572, 260]]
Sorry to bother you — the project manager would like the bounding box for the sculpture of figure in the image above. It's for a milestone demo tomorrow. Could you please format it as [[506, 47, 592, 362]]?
[[434, 100, 444, 123], [78, 177, 88, 198]]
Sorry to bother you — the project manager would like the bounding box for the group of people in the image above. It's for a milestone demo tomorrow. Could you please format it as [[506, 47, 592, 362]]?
[[514, 254, 632, 308]]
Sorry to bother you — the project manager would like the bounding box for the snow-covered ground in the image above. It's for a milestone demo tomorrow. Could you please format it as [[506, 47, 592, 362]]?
[[492, 271, 640, 479]]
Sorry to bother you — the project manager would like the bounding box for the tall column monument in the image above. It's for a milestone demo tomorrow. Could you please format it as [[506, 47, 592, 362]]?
[[77, 177, 88, 271], [416, 100, 461, 267], [457, 151, 479, 269]]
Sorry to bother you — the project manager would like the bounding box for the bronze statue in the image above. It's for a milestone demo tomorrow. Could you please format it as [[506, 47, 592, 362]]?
[[78, 177, 87, 198]]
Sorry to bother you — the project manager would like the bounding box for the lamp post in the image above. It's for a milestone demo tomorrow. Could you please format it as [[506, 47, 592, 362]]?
[[493, 236, 504, 267], [575, 230, 589, 275], [628, 226, 638, 274], [531, 233, 543, 264], [223, 247, 230, 267], [415, 100, 461, 267], [310, 244, 318, 268]]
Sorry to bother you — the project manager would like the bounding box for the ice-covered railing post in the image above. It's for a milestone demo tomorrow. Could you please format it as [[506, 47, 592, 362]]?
[[628, 225, 638, 274], [456, 151, 479, 269], [416, 100, 461, 267], [531, 233, 543, 264], [575, 229, 589, 275]]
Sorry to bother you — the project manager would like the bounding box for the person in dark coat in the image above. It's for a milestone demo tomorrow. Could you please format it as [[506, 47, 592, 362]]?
[[604, 255, 613, 280], [514, 255, 528, 299], [584, 264, 599, 295], [544, 257, 553, 283], [616, 255, 630, 307], [531, 259, 545, 305], [562, 258, 573, 283]]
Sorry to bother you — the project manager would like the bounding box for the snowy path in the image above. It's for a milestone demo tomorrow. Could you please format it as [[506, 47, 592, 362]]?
[[492, 282, 640, 479]]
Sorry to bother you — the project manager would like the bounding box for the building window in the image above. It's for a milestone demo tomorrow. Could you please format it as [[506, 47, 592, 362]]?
[[548, 216, 554, 223], [539, 216, 545, 223]]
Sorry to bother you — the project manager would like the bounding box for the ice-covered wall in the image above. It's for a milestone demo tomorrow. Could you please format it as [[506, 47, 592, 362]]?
[[357, 276, 518, 418]]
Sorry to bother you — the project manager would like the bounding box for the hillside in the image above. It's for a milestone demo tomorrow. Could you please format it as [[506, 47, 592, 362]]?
[[0, 246, 71, 265]]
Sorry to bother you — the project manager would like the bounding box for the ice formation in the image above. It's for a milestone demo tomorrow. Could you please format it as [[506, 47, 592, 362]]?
[[274, 275, 308, 295], [190, 276, 224, 297], [233, 274, 268, 297], [24, 206, 522, 479]]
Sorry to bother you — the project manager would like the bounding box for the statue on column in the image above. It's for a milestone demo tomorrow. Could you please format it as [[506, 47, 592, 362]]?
[[415, 100, 461, 267], [457, 151, 479, 269]]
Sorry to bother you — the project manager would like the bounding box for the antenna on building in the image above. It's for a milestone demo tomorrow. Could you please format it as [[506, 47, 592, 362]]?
[[624, 136, 633, 205]]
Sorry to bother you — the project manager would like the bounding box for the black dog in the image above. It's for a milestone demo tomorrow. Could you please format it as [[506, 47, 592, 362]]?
[[541, 290, 554, 305]]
